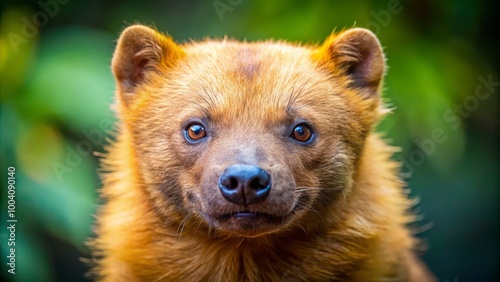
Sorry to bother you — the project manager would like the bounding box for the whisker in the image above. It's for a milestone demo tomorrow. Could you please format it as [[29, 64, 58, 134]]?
[[176, 216, 189, 239], [153, 269, 170, 282], [285, 84, 297, 113], [286, 78, 311, 113], [295, 186, 344, 191], [292, 211, 306, 233], [293, 192, 325, 220], [193, 219, 203, 235], [236, 237, 245, 248], [202, 86, 218, 110]]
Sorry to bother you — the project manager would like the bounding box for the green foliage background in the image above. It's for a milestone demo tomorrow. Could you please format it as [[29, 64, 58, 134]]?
[[0, 0, 498, 281]]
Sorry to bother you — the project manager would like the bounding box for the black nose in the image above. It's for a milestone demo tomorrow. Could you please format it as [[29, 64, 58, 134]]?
[[219, 165, 271, 205]]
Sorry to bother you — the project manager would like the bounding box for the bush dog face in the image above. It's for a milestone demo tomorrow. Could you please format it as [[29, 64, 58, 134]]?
[[91, 25, 435, 281]]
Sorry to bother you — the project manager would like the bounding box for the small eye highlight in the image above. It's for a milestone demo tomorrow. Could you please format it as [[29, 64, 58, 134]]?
[[184, 123, 207, 142], [291, 123, 313, 143]]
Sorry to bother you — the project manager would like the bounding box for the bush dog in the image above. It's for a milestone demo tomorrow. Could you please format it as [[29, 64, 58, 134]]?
[[90, 25, 435, 281]]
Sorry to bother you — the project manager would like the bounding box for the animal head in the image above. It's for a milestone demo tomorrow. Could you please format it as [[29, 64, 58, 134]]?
[[111, 25, 385, 237]]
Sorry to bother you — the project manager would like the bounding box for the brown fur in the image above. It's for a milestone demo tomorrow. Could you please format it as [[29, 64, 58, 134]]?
[[90, 25, 435, 281]]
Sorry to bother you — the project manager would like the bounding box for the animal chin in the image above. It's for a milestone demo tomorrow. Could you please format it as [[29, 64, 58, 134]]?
[[206, 210, 291, 237]]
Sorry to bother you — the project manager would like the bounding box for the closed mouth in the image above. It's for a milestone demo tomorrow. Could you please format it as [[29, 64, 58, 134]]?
[[202, 207, 297, 236], [218, 211, 273, 219], [214, 211, 290, 228]]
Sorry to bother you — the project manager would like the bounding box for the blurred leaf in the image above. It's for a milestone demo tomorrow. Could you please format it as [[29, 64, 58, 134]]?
[[14, 230, 54, 282], [383, 40, 477, 173], [18, 150, 97, 250], [21, 27, 115, 130], [0, 7, 37, 101], [16, 123, 64, 183]]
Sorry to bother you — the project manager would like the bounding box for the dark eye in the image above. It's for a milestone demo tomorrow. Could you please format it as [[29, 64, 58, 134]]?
[[291, 123, 313, 143], [185, 123, 207, 142]]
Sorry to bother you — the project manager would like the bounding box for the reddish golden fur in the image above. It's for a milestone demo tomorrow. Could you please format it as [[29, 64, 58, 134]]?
[[90, 25, 435, 281]]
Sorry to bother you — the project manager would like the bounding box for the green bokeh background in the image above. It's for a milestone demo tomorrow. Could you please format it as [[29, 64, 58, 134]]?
[[0, 0, 498, 281]]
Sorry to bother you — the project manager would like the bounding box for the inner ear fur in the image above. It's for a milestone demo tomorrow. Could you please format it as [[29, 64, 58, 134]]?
[[319, 28, 386, 99], [112, 24, 184, 104]]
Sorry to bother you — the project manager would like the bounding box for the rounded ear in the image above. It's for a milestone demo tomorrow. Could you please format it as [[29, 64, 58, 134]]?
[[318, 28, 386, 99], [112, 25, 184, 104]]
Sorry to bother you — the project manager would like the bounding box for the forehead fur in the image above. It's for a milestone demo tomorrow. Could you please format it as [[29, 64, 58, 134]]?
[[136, 40, 347, 126]]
